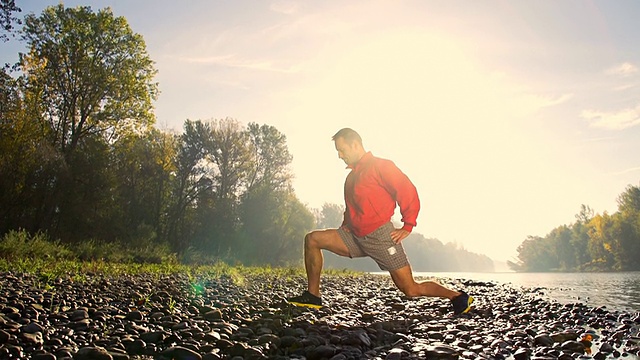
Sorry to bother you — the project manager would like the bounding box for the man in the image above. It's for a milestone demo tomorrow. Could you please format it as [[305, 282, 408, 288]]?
[[287, 128, 473, 315]]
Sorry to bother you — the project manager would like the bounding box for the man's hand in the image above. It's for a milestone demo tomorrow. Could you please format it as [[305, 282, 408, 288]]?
[[390, 228, 410, 244]]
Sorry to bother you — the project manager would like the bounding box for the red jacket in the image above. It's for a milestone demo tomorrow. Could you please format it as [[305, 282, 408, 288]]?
[[341, 152, 420, 237]]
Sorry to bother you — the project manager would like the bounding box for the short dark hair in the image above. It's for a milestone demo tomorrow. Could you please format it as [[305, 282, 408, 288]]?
[[332, 128, 362, 144]]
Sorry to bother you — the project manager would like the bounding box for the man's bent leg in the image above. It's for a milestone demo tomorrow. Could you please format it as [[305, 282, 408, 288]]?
[[304, 229, 351, 297], [389, 265, 460, 299]]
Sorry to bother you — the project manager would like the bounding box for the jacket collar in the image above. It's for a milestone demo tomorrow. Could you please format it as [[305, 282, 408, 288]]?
[[347, 151, 373, 170]]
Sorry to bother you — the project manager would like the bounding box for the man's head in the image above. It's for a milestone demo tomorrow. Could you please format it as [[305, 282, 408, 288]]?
[[332, 128, 366, 166]]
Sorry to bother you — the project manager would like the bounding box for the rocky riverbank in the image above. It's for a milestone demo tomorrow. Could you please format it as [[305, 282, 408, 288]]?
[[1, 270, 639, 360]]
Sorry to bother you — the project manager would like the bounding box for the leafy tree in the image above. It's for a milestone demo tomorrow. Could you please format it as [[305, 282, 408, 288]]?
[[205, 118, 252, 253], [143, 129, 177, 234], [575, 204, 594, 224], [610, 185, 640, 270], [0, 0, 21, 42], [208, 118, 252, 200], [55, 135, 112, 241], [238, 124, 313, 265], [571, 204, 593, 269], [165, 120, 211, 252], [511, 187, 640, 272], [617, 185, 640, 216], [165, 118, 305, 262], [11, 4, 159, 240], [547, 225, 575, 270], [109, 129, 175, 243], [571, 221, 591, 269], [512, 235, 558, 271], [316, 202, 344, 229], [586, 213, 615, 269], [246, 122, 293, 192], [0, 69, 62, 234], [20, 4, 158, 156], [608, 213, 639, 270], [239, 185, 313, 265], [0, 68, 17, 113]]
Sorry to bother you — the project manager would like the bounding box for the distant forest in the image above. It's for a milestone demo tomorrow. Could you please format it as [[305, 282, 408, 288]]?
[[509, 185, 640, 272], [0, 4, 491, 270], [316, 204, 494, 272], [322, 234, 494, 273]]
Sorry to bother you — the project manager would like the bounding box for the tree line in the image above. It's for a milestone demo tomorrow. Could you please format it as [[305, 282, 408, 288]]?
[[1, 4, 491, 269], [0, 4, 312, 265], [509, 185, 640, 272]]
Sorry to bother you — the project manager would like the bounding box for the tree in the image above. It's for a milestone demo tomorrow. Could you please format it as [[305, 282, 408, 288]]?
[[14, 4, 159, 239], [608, 213, 639, 270], [0, 68, 62, 234], [1, 0, 21, 42], [206, 118, 252, 253], [316, 202, 344, 229], [512, 235, 558, 271], [208, 118, 252, 201], [165, 120, 211, 252], [238, 124, 313, 265], [547, 225, 575, 270], [20, 4, 158, 156], [570, 204, 593, 269], [575, 204, 594, 224], [239, 186, 314, 266], [246, 122, 293, 192], [166, 118, 262, 256], [611, 185, 640, 270], [571, 221, 591, 269], [617, 185, 640, 216], [586, 213, 615, 269], [109, 129, 176, 243]]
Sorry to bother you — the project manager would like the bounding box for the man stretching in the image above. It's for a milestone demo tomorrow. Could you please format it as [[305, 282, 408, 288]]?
[[287, 128, 473, 315]]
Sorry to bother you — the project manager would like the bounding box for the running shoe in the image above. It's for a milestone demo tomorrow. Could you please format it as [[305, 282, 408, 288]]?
[[451, 291, 474, 315], [287, 291, 323, 309]]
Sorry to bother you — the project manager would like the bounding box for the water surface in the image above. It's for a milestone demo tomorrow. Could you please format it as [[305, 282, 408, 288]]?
[[411, 271, 640, 314]]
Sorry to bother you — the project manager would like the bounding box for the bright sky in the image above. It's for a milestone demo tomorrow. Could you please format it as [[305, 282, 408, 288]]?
[[3, 0, 640, 262]]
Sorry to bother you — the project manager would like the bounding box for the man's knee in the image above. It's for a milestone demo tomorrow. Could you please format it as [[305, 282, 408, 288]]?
[[390, 266, 421, 298], [397, 282, 421, 298], [304, 230, 349, 256], [304, 231, 320, 249]]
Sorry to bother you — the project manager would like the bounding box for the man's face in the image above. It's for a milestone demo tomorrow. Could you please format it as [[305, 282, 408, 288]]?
[[334, 137, 360, 166]]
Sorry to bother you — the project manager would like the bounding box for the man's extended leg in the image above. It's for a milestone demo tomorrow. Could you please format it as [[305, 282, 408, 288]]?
[[389, 264, 459, 299], [304, 229, 351, 297], [389, 264, 474, 315]]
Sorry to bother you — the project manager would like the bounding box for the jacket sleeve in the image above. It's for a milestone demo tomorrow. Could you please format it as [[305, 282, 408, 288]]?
[[376, 160, 420, 232]]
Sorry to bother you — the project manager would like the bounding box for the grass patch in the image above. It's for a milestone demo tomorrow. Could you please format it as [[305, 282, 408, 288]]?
[[0, 230, 361, 282]]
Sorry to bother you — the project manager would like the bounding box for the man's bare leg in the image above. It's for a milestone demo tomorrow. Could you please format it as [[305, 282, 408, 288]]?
[[303, 229, 351, 297], [389, 264, 460, 299]]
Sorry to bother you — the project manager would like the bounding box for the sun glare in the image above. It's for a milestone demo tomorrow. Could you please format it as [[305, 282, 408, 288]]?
[[272, 27, 576, 260]]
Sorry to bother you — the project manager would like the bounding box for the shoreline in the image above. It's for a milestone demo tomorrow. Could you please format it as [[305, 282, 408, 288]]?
[[1, 271, 639, 359]]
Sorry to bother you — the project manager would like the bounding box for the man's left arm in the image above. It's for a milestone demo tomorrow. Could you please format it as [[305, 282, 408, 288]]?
[[378, 160, 421, 242]]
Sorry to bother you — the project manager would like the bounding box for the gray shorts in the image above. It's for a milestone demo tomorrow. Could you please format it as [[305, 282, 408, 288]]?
[[337, 222, 410, 271]]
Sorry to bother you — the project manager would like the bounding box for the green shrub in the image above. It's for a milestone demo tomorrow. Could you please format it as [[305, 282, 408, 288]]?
[[0, 230, 74, 261], [73, 239, 129, 262], [129, 241, 173, 264], [72, 238, 176, 264]]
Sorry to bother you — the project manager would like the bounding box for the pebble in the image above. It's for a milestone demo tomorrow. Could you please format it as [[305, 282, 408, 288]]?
[[0, 271, 639, 359]]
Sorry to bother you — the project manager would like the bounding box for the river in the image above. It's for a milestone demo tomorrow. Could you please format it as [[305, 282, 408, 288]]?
[[410, 271, 640, 314]]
